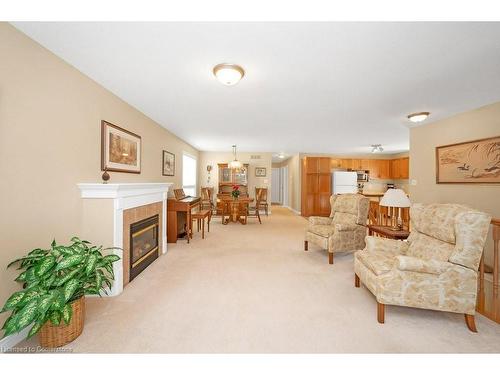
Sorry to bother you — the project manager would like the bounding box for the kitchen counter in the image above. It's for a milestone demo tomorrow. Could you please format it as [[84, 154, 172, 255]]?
[[361, 192, 385, 197]]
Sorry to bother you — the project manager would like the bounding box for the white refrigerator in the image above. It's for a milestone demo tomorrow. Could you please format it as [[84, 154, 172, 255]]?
[[332, 171, 358, 194]]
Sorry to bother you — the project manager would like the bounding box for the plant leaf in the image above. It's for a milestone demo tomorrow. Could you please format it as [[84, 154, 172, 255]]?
[[61, 303, 72, 325], [50, 290, 65, 310], [63, 279, 79, 302], [34, 256, 56, 277], [49, 310, 61, 326], [55, 254, 84, 271], [15, 298, 40, 331], [55, 266, 82, 286], [37, 294, 54, 315], [0, 290, 26, 313], [103, 254, 120, 263], [85, 254, 98, 276]]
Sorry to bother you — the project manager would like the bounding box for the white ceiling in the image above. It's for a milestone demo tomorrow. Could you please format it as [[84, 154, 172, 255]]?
[[13, 22, 500, 154]]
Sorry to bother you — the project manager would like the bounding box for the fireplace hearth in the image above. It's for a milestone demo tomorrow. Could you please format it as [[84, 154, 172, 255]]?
[[129, 214, 159, 281]]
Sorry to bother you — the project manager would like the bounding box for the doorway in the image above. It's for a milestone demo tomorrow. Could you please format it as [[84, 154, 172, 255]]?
[[271, 166, 289, 206]]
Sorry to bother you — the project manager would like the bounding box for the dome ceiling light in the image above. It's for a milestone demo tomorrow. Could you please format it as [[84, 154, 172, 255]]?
[[407, 111, 430, 123], [213, 63, 245, 86]]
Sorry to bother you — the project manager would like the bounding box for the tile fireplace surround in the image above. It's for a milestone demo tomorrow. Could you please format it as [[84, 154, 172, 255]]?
[[77, 183, 173, 296]]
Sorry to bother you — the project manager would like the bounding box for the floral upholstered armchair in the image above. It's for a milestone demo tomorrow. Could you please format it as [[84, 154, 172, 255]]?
[[305, 194, 370, 264], [354, 203, 491, 332]]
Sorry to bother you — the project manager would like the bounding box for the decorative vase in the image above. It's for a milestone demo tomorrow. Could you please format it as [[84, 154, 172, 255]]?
[[38, 296, 85, 348]]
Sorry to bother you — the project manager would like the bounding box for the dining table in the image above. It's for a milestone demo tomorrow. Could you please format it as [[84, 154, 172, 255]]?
[[217, 196, 254, 225]]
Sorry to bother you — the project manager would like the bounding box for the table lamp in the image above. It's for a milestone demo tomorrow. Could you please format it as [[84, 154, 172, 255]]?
[[379, 189, 411, 230]]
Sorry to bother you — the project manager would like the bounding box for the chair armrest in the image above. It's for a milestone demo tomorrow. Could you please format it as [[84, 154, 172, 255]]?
[[364, 236, 409, 255], [308, 216, 332, 225], [396, 256, 452, 275], [334, 223, 358, 231]]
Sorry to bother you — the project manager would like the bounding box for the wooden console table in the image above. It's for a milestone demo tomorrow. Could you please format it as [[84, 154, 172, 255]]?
[[368, 225, 410, 240]]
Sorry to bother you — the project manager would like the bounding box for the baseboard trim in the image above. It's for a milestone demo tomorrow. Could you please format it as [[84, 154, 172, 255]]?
[[0, 324, 31, 351], [283, 206, 301, 215]]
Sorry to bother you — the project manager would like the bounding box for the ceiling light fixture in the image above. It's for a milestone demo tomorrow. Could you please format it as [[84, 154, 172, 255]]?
[[229, 145, 243, 169], [213, 63, 245, 86], [407, 111, 430, 123], [371, 144, 384, 153], [278, 153, 285, 159]]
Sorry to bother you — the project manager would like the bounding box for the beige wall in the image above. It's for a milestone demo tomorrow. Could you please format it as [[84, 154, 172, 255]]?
[[409, 101, 500, 263], [198, 151, 272, 204], [280, 154, 301, 213], [0, 23, 198, 325]]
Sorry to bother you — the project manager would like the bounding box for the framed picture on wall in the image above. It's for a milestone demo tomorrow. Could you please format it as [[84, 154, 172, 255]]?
[[435, 135, 500, 183], [255, 167, 267, 177], [162, 150, 175, 176], [101, 120, 141, 173]]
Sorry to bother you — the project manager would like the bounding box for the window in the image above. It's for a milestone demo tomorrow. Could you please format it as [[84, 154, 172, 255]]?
[[182, 153, 197, 197]]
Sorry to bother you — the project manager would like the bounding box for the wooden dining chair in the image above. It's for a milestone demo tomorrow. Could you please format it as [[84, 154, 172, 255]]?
[[201, 187, 215, 213], [255, 187, 269, 216], [247, 189, 263, 224]]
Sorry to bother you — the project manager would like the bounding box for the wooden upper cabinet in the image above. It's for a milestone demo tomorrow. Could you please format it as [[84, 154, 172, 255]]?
[[400, 157, 409, 179], [390, 158, 401, 179], [368, 160, 380, 178], [318, 157, 331, 174], [378, 160, 391, 179], [341, 159, 352, 170], [350, 159, 361, 170], [330, 158, 342, 169], [304, 157, 319, 174], [359, 159, 370, 170]]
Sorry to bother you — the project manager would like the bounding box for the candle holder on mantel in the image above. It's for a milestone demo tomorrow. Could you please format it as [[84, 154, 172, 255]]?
[[101, 168, 110, 184]]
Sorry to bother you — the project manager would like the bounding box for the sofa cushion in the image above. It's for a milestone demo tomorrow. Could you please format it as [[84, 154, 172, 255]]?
[[355, 250, 396, 276], [407, 231, 455, 261], [411, 203, 472, 244], [308, 224, 336, 238]]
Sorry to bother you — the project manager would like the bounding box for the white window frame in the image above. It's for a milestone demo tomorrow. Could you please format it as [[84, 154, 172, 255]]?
[[182, 152, 197, 196]]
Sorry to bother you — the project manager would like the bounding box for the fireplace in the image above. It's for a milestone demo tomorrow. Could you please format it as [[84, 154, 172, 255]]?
[[129, 214, 159, 281]]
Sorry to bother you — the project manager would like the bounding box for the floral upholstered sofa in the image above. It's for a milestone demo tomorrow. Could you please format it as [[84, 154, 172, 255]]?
[[305, 194, 370, 264], [354, 203, 491, 332]]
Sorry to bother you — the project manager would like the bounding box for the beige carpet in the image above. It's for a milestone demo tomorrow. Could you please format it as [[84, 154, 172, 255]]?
[[19, 207, 500, 353]]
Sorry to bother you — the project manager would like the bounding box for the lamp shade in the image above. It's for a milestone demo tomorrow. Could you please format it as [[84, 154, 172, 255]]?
[[380, 189, 410, 208]]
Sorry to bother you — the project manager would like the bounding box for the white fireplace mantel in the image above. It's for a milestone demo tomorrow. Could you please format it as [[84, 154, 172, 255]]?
[[77, 182, 173, 296]]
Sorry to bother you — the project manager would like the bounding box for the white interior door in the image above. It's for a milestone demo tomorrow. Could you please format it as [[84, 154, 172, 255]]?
[[271, 167, 281, 204]]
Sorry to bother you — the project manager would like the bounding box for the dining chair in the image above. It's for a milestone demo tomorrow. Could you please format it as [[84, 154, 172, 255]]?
[[255, 187, 269, 216]]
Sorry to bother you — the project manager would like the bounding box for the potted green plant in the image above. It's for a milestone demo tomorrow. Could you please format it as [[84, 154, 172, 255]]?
[[1, 237, 120, 347]]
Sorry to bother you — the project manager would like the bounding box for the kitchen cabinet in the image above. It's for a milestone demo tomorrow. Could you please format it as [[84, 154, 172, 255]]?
[[341, 159, 352, 169], [301, 157, 332, 217], [330, 158, 342, 169], [389, 158, 409, 179], [372, 159, 391, 179]]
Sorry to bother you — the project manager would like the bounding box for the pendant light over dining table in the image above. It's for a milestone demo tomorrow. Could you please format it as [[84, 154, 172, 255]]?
[[229, 145, 243, 169]]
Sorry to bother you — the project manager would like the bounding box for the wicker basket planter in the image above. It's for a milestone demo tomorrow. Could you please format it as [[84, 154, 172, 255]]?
[[39, 296, 86, 348]]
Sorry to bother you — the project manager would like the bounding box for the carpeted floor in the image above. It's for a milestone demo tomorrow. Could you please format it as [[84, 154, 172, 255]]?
[[19, 207, 500, 352]]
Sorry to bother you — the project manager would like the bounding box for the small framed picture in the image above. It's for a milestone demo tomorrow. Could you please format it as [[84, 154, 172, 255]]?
[[101, 120, 141, 173], [162, 150, 175, 176], [255, 167, 267, 177]]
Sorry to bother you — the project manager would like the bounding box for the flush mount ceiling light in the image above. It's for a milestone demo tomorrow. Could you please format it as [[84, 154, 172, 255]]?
[[229, 145, 243, 169], [407, 111, 430, 123], [371, 144, 384, 153], [213, 63, 245, 86]]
